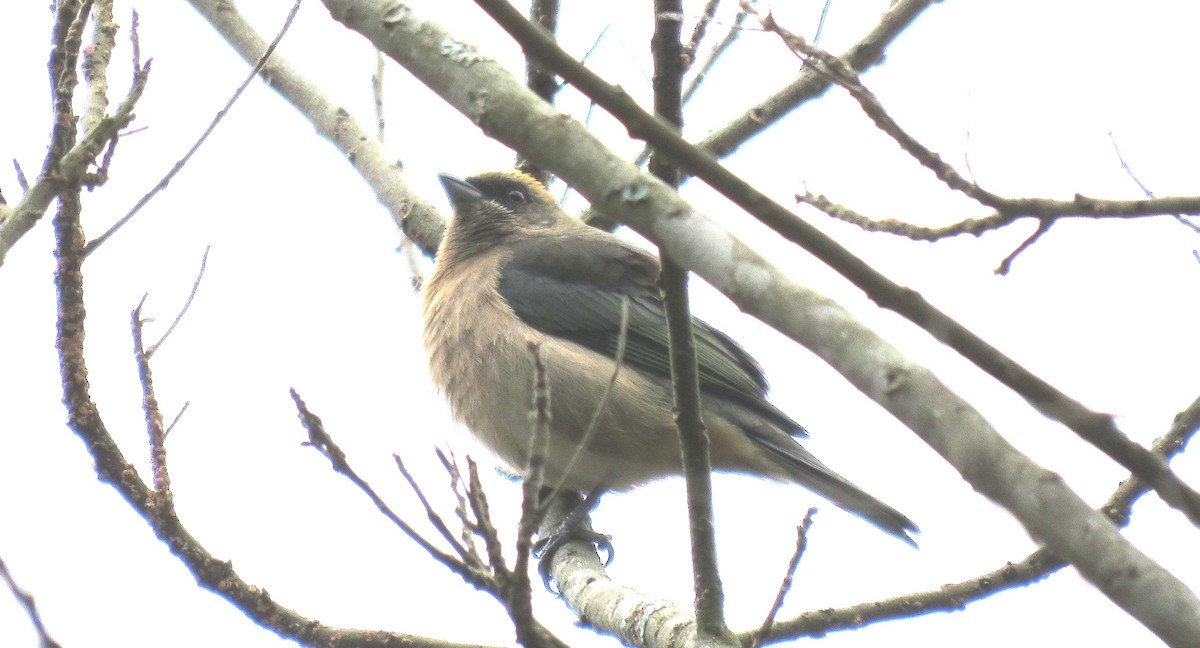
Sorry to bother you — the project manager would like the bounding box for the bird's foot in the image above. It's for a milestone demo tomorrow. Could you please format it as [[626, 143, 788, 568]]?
[[533, 521, 613, 593], [532, 487, 613, 592]]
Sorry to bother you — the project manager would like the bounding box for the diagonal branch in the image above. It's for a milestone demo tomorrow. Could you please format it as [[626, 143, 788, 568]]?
[[698, 0, 939, 159], [319, 2, 1200, 643], [182, 0, 444, 257], [753, 393, 1200, 643], [52, 143, 482, 648], [84, 0, 303, 257], [468, 0, 1200, 533], [0, 0, 149, 267], [652, 0, 730, 641]]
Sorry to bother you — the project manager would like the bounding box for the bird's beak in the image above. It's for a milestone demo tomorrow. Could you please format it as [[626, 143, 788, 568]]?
[[438, 173, 484, 212]]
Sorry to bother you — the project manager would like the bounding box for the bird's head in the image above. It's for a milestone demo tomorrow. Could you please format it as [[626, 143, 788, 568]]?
[[437, 171, 568, 257]]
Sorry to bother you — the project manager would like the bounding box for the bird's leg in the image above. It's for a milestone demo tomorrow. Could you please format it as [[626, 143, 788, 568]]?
[[533, 486, 612, 591]]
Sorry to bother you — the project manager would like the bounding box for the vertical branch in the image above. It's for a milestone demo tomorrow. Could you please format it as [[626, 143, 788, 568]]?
[[509, 342, 552, 647], [651, 1, 730, 642], [81, 0, 115, 135], [132, 299, 170, 496], [518, 0, 560, 184], [45, 0, 89, 176]]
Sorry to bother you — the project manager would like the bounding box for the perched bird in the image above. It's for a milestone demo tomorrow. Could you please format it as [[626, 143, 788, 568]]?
[[422, 170, 917, 546]]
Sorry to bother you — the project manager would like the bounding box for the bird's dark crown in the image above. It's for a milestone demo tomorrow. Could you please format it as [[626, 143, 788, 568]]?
[[465, 171, 558, 211]]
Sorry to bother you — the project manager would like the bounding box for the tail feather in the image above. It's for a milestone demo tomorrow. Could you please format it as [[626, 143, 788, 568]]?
[[790, 456, 919, 547], [753, 428, 918, 546]]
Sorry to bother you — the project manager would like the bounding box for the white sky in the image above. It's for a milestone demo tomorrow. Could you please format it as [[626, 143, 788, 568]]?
[[1, 1, 1198, 647]]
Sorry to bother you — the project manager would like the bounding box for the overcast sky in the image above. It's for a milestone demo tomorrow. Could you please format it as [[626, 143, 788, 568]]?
[[1, 1, 1198, 647]]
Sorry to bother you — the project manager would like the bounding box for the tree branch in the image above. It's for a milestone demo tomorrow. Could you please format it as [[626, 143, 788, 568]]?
[[698, 0, 938, 159], [468, 0, 1200, 533], [754, 393, 1200, 643], [651, 0, 730, 641], [182, 0, 444, 257], [319, 2, 1200, 643], [0, 0, 148, 267]]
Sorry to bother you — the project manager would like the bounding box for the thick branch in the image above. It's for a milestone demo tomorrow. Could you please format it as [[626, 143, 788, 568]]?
[[183, 0, 444, 256], [754, 394, 1200, 643], [0, 1, 148, 267], [320, 2, 1200, 643], [469, 0, 1200, 533]]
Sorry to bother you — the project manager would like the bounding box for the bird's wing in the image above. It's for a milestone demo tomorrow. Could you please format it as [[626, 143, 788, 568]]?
[[498, 233, 801, 432]]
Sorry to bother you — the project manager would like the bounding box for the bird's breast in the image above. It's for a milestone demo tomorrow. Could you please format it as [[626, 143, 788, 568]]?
[[422, 255, 540, 467]]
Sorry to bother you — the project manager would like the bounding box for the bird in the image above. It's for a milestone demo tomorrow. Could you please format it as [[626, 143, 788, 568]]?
[[421, 169, 918, 548]]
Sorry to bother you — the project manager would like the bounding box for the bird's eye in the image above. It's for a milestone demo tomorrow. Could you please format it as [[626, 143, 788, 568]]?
[[506, 189, 528, 203]]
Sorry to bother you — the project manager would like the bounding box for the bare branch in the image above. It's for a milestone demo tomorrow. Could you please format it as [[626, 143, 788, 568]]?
[[518, 0, 560, 184], [393, 454, 477, 566], [84, 0, 302, 257], [182, 0, 443, 256], [682, 1, 751, 106], [132, 297, 171, 497], [651, 1, 729, 640], [682, 0, 721, 68], [0, 0, 149, 267], [699, 0, 938, 159], [751, 509, 815, 648], [291, 389, 485, 584], [320, 2, 1200, 642], [994, 218, 1053, 275], [509, 343, 552, 647], [147, 247, 209, 357], [796, 190, 1191, 240], [81, 0, 116, 136], [754, 394, 1200, 643], [469, 0, 1200, 533], [51, 122, 473, 647], [0, 554, 62, 648]]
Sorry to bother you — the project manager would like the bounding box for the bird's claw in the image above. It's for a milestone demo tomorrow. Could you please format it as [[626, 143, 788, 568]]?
[[533, 527, 614, 594]]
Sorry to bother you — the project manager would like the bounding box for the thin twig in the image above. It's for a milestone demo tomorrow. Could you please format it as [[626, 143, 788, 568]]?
[[84, 0, 303, 257], [0, 555, 62, 648], [752, 509, 816, 648], [435, 447, 483, 557], [290, 389, 486, 585], [13, 160, 29, 192], [465, 459, 508, 578], [163, 401, 190, 438], [510, 342, 552, 646], [811, 0, 832, 45], [547, 296, 629, 500], [995, 218, 1053, 275], [518, 0, 561, 184], [147, 247, 209, 357], [699, 0, 938, 159], [1109, 131, 1200, 235], [682, 2, 752, 106], [393, 454, 476, 565], [797, 189, 1178, 240], [133, 296, 171, 496], [682, 0, 721, 67]]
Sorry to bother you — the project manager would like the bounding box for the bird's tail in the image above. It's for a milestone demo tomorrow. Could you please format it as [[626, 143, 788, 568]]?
[[793, 458, 918, 547], [756, 433, 919, 546]]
